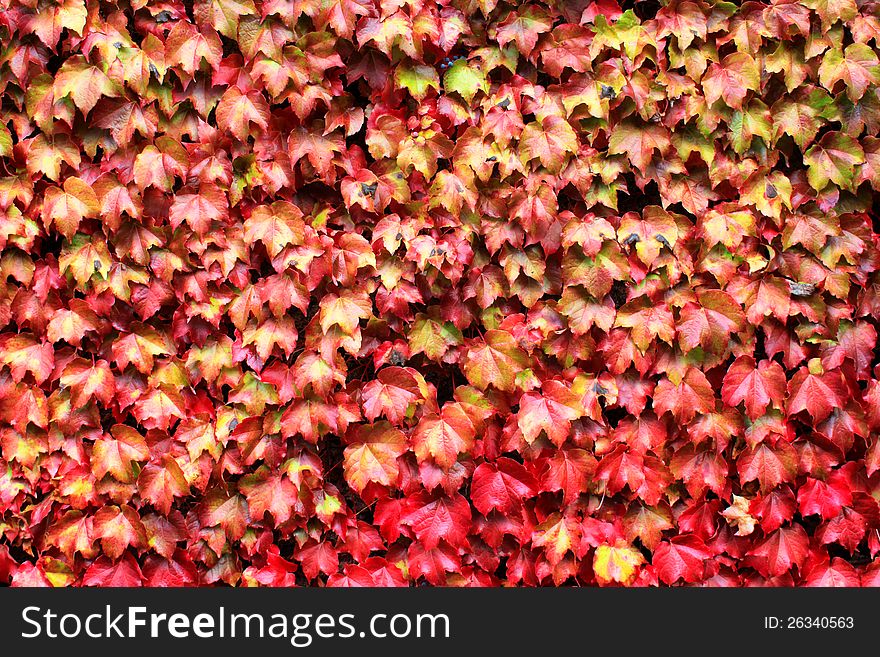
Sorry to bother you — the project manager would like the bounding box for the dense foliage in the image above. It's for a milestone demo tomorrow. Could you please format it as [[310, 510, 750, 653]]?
[[0, 0, 879, 587]]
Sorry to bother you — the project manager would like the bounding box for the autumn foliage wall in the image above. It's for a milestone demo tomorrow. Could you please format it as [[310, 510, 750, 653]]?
[[0, 0, 879, 587]]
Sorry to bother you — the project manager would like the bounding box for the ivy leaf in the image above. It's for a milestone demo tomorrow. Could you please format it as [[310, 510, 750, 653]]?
[[443, 58, 488, 103], [677, 290, 746, 353], [238, 465, 298, 525], [243, 201, 305, 258], [652, 535, 711, 584], [670, 445, 729, 499], [804, 558, 861, 587], [24, 134, 81, 182], [289, 126, 343, 183], [803, 131, 866, 192], [721, 356, 787, 420], [82, 555, 143, 587], [45, 511, 97, 561], [493, 6, 553, 55], [596, 446, 672, 506], [820, 320, 877, 380], [653, 368, 716, 424], [164, 21, 223, 75], [471, 457, 538, 516], [737, 440, 798, 493], [53, 56, 121, 115], [702, 53, 761, 109], [787, 360, 848, 422], [132, 385, 187, 431], [408, 312, 463, 361], [343, 422, 407, 493], [462, 330, 529, 392], [138, 455, 190, 515], [133, 137, 190, 192], [242, 316, 299, 360], [412, 403, 476, 469], [320, 288, 372, 336], [746, 524, 809, 577], [197, 488, 250, 541], [801, 0, 857, 29], [624, 503, 674, 551], [593, 541, 645, 586], [614, 297, 676, 353], [197, 0, 256, 39], [169, 184, 229, 236], [402, 491, 472, 549], [111, 325, 175, 375], [295, 541, 339, 581], [0, 334, 54, 384], [60, 358, 115, 410], [532, 513, 581, 566], [616, 206, 679, 268], [818, 44, 880, 101], [608, 121, 672, 171], [92, 505, 148, 560], [394, 62, 440, 101], [519, 116, 579, 173], [47, 301, 100, 346], [216, 87, 270, 141], [771, 88, 834, 149], [517, 380, 584, 445], [562, 242, 628, 298], [406, 542, 459, 586], [728, 99, 772, 154], [797, 475, 852, 521], [143, 551, 199, 586], [24, 0, 87, 47], [42, 178, 99, 237], [91, 425, 150, 483], [361, 367, 428, 425], [0, 123, 11, 159]]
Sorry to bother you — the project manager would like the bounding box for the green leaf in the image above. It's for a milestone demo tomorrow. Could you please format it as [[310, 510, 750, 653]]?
[[394, 62, 440, 101], [0, 123, 11, 158], [443, 59, 488, 103], [771, 89, 833, 149], [729, 100, 772, 154], [818, 44, 880, 102], [409, 313, 463, 361], [803, 131, 866, 191]]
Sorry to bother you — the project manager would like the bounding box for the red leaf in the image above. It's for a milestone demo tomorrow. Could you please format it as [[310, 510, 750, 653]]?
[[412, 403, 477, 469], [472, 457, 538, 516], [786, 361, 848, 422], [143, 551, 199, 587], [238, 466, 299, 525], [407, 541, 460, 586], [516, 380, 584, 445], [652, 535, 711, 584], [737, 440, 798, 493], [797, 475, 852, 520], [652, 368, 716, 424], [804, 557, 861, 587], [721, 356, 787, 420], [360, 366, 427, 425], [343, 421, 407, 493], [746, 525, 810, 578], [137, 455, 190, 515], [295, 541, 339, 581], [82, 554, 143, 587], [402, 491, 472, 549]]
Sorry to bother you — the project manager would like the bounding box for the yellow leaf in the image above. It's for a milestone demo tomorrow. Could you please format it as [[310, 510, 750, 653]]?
[[593, 541, 645, 585]]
